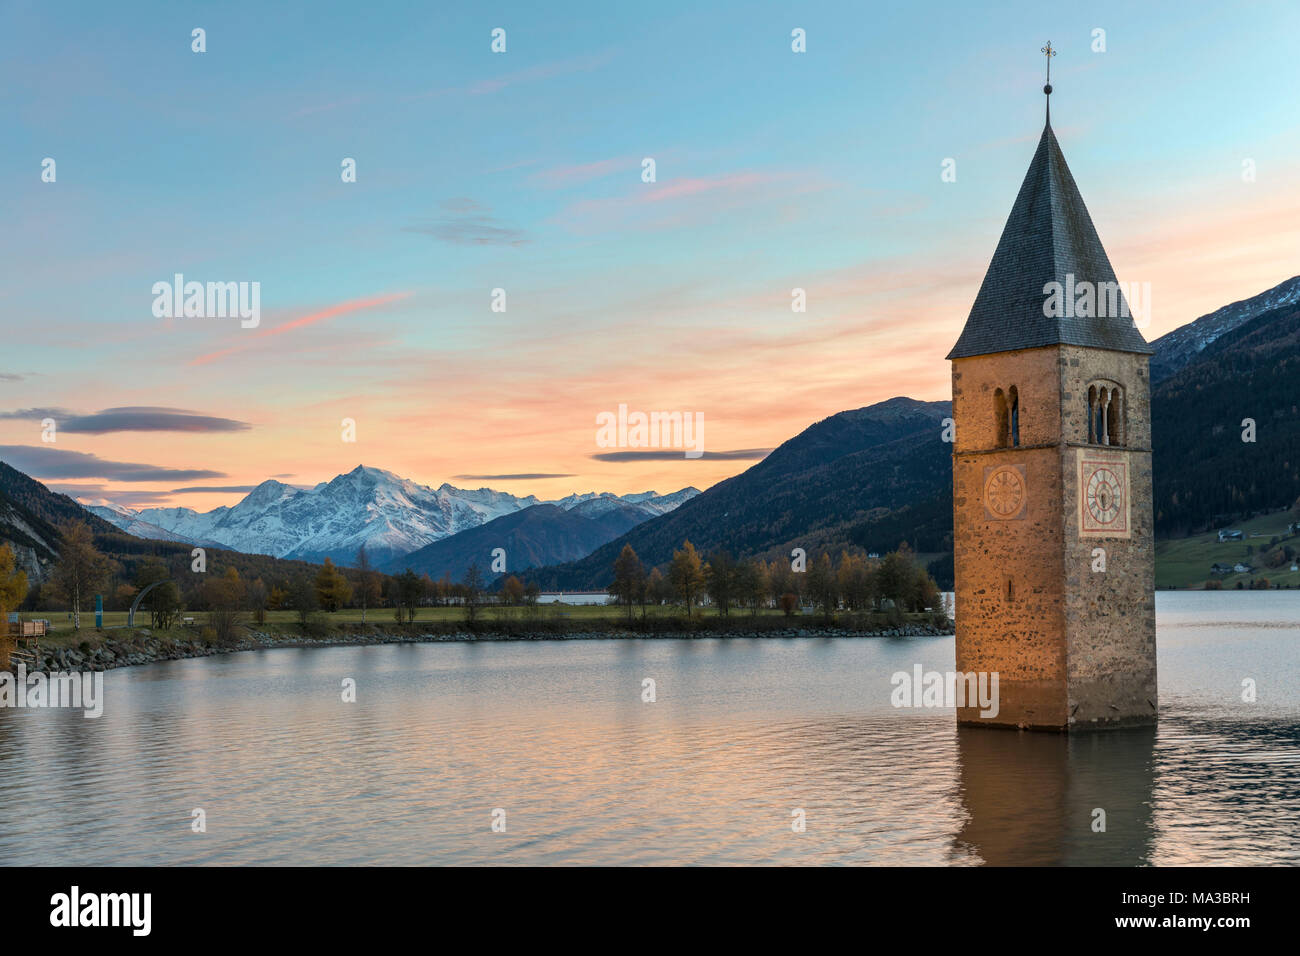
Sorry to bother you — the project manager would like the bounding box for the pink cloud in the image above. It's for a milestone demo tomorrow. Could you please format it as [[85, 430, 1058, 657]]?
[[637, 172, 780, 203], [408, 50, 616, 101], [532, 157, 632, 188], [188, 292, 412, 367], [555, 170, 824, 233]]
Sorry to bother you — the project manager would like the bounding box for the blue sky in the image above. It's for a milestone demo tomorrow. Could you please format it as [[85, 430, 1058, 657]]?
[[2, 0, 1298, 508]]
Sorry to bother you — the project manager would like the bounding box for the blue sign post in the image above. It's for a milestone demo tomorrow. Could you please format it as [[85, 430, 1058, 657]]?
[[95, 594, 103, 630]]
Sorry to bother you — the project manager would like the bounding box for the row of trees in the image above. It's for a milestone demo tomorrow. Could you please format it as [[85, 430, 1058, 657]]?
[[18, 524, 558, 634], [609, 540, 943, 621], [9, 521, 942, 635], [14, 526, 486, 633]]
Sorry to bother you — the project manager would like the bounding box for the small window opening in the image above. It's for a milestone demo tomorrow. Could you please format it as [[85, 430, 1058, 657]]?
[[1008, 385, 1020, 447], [994, 388, 1009, 448]]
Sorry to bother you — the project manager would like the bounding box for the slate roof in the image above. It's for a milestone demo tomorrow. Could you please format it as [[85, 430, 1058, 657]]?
[[947, 121, 1154, 359]]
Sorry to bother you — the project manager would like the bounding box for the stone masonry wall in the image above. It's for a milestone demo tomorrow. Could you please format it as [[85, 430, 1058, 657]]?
[[952, 345, 1157, 730], [952, 347, 1069, 728], [1058, 346, 1158, 727]]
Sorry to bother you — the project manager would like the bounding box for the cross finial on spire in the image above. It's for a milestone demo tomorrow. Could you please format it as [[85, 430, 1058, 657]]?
[[1041, 41, 1056, 122]]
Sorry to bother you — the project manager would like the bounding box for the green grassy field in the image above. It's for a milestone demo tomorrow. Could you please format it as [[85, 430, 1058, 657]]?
[[1155, 511, 1300, 589]]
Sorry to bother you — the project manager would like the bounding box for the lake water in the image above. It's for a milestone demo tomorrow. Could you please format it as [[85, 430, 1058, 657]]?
[[2, 591, 1297, 865]]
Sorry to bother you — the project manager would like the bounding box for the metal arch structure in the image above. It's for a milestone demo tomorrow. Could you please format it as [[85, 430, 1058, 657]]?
[[128, 580, 169, 627]]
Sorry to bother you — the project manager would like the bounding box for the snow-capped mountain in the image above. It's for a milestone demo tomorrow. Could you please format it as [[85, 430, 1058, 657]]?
[[555, 487, 701, 519], [83, 502, 207, 545], [85, 465, 699, 565], [1149, 274, 1300, 383]]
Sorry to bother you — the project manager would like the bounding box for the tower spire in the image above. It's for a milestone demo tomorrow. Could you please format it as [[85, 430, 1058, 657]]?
[[1041, 41, 1056, 124]]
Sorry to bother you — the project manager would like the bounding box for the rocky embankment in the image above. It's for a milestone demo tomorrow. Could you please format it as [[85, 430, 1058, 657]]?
[[24, 621, 953, 673]]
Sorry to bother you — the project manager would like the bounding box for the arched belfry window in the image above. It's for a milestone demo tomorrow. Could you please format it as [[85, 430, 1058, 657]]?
[[994, 387, 1021, 448], [1008, 386, 1020, 447], [1087, 385, 1097, 442], [1086, 381, 1125, 446]]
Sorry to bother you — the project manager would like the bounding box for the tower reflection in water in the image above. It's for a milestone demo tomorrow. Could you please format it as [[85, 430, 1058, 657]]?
[[954, 725, 1156, 865]]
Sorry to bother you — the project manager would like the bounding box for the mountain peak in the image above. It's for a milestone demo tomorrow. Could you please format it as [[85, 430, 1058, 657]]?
[[1149, 274, 1300, 383], [241, 478, 295, 507], [77, 466, 701, 566]]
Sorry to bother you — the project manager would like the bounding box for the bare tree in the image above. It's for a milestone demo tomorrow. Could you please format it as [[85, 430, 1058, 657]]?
[[463, 564, 484, 623], [355, 544, 380, 623], [610, 544, 645, 623], [52, 521, 107, 630]]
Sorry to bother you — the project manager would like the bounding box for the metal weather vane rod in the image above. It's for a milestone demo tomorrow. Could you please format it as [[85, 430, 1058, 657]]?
[[1041, 41, 1057, 121]]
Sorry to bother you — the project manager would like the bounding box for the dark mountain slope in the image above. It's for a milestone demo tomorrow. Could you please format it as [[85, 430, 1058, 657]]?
[[1149, 275, 1300, 383], [0, 460, 335, 595], [0, 461, 121, 580], [529, 398, 952, 589], [1151, 301, 1300, 535], [530, 289, 1300, 590], [387, 502, 652, 581]]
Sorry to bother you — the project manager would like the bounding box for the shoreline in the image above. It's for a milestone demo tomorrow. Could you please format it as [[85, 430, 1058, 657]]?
[[21, 621, 956, 673]]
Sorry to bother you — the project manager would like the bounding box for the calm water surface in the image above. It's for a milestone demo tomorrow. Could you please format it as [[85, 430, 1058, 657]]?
[[1, 591, 1297, 865]]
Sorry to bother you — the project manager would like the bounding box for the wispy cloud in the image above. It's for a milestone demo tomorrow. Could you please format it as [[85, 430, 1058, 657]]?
[[0, 407, 67, 420], [57, 485, 176, 508], [532, 157, 632, 189], [0, 445, 226, 482], [403, 199, 529, 246], [453, 473, 576, 481], [408, 50, 616, 100], [64, 407, 249, 434], [638, 173, 782, 204], [188, 292, 412, 366], [591, 448, 771, 462], [556, 171, 823, 233], [1, 406, 249, 433], [168, 485, 263, 494]]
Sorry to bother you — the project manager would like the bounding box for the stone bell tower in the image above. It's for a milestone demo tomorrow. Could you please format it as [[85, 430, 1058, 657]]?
[[947, 45, 1157, 731]]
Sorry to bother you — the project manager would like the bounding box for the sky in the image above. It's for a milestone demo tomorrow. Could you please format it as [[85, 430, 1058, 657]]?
[[2, 0, 1298, 512]]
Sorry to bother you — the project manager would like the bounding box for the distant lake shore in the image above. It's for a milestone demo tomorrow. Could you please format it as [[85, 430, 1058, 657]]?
[[19, 618, 956, 673]]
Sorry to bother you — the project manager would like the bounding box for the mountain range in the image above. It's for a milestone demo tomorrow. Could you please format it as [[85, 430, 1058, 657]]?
[[386, 500, 670, 581], [527, 397, 954, 591], [5, 275, 1297, 592], [530, 275, 1300, 589], [84, 465, 698, 568]]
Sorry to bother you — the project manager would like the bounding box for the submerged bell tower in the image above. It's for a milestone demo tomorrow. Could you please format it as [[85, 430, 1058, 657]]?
[[948, 44, 1157, 731]]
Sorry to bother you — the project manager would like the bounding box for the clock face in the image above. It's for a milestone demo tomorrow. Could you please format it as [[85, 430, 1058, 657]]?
[[983, 465, 1026, 520], [1079, 455, 1130, 537], [1086, 467, 1123, 524]]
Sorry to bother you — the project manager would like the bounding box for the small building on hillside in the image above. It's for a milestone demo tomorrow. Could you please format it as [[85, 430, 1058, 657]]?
[[1210, 563, 1234, 576], [535, 591, 612, 606], [1218, 529, 1244, 543], [1233, 563, 1255, 574]]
